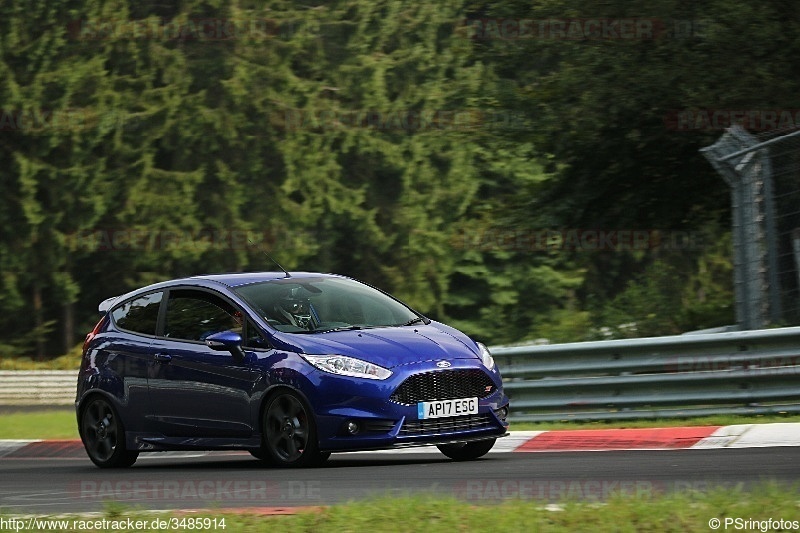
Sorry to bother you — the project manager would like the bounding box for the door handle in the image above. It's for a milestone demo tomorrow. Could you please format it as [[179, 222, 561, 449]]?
[[154, 353, 172, 363]]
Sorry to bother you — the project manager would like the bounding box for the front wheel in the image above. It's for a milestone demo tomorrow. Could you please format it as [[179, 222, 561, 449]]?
[[259, 390, 328, 468], [437, 439, 496, 461], [79, 396, 138, 468]]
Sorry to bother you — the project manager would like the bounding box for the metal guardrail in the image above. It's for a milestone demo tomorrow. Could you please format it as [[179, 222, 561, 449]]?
[[494, 326, 800, 422], [3, 327, 800, 421]]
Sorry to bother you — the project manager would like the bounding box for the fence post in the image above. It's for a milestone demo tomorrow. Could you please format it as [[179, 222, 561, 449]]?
[[701, 126, 785, 329]]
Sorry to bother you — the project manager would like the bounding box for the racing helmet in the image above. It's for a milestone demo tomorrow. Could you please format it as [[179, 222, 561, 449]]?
[[275, 289, 314, 329]]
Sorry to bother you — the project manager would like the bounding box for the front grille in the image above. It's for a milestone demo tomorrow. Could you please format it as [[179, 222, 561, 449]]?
[[390, 369, 496, 405], [400, 414, 493, 436]]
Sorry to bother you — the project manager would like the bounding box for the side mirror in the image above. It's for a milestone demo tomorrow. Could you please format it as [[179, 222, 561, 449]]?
[[205, 331, 246, 362]]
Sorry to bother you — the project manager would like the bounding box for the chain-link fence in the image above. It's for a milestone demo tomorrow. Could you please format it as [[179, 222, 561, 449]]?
[[702, 126, 800, 329]]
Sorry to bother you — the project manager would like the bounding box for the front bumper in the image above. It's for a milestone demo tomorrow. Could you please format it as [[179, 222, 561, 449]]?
[[302, 359, 510, 452], [317, 409, 509, 452]]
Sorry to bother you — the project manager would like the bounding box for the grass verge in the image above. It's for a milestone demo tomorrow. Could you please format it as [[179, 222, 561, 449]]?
[[0, 409, 78, 439], [1, 484, 799, 532]]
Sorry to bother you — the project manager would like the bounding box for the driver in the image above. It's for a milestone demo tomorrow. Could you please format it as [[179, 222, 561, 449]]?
[[275, 289, 317, 330]]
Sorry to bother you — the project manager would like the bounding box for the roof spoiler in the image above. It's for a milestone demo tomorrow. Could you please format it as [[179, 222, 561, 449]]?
[[98, 296, 119, 315]]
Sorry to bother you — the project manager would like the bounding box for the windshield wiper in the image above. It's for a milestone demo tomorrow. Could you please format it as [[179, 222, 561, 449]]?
[[400, 317, 428, 327], [312, 325, 366, 334]]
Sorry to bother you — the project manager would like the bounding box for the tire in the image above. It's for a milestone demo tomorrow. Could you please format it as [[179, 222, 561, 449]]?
[[79, 396, 138, 468], [437, 439, 496, 461], [259, 390, 328, 468]]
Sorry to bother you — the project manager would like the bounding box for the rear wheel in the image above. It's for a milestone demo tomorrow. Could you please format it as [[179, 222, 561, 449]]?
[[260, 390, 328, 467], [437, 439, 496, 461], [79, 396, 138, 468]]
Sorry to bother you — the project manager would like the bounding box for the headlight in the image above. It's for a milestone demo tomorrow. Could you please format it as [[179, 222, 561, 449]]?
[[477, 342, 495, 371], [302, 354, 392, 380]]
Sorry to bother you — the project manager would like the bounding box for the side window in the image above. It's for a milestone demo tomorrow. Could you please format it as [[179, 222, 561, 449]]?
[[244, 320, 270, 349], [164, 290, 239, 342], [112, 292, 163, 336]]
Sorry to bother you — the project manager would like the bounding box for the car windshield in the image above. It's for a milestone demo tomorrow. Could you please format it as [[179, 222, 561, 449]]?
[[233, 277, 424, 333]]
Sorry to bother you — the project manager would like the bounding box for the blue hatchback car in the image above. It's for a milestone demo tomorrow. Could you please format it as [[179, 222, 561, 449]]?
[[76, 272, 510, 468]]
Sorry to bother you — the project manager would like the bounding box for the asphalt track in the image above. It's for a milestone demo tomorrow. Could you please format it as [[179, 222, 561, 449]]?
[[2, 447, 800, 514]]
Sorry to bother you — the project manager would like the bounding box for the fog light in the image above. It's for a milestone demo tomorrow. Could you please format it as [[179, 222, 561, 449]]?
[[496, 407, 509, 421], [346, 421, 360, 435]]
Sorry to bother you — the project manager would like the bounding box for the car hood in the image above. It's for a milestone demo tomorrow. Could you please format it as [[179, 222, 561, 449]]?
[[278, 323, 480, 369]]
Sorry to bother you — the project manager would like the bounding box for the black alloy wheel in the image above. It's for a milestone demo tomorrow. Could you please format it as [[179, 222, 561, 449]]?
[[80, 396, 138, 468], [261, 390, 329, 467]]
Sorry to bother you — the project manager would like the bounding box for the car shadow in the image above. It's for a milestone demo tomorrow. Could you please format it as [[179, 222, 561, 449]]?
[[132, 456, 453, 470]]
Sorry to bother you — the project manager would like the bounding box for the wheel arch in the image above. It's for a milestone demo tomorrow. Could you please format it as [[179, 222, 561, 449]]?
[[76, 389, 122, 436]]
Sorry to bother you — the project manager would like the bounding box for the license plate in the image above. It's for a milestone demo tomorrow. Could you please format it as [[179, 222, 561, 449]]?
[[417, 397, 478, 419]]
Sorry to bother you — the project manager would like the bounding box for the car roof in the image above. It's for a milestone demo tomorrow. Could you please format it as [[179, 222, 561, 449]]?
[[190, 271, 338, 287], [98, 272, 344, 313]]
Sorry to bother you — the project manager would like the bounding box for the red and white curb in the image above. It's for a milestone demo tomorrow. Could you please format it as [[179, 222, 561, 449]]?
[[1, 423, 798, 458], [690, 423, 800, 449], [514, 423, 800, 452]]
